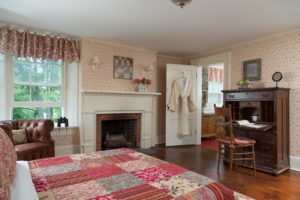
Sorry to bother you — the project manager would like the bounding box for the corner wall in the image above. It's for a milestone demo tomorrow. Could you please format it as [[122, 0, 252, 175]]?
[[230, 31, 300, 157], [189, 30, 300, 159]]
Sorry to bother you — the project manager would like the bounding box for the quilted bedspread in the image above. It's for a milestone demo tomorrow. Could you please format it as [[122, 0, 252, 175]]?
[[29, 148, 252, 200]]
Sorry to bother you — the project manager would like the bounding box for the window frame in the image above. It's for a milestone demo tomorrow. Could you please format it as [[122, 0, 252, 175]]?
[[6, 55, 66, 120], [203, 62, 224, 114]]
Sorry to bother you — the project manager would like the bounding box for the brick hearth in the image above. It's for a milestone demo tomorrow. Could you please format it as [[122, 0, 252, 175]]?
[[96, 113, 141, 151]]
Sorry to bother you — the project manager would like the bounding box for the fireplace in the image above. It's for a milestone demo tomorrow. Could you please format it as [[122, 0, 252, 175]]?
[[96, 113, 141, 151]]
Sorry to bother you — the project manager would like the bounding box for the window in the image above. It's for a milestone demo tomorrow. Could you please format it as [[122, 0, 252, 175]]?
[[12, 57, 64, 122], [204, 62, 224, 113]]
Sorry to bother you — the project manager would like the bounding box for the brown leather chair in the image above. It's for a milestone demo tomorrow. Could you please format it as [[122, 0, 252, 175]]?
[[0, 120, 55, 161]]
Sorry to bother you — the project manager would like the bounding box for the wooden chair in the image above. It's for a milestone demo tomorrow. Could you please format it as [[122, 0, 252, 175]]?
[[214, 104, 256, 176]]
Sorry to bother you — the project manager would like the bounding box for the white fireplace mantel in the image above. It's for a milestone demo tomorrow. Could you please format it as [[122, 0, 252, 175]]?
[[80, 90, 161, 153], [81, 90, 161, 96]]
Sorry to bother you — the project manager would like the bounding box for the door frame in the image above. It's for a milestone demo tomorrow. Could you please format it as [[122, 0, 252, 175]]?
[[165, 64, 202, 146], [196, 66, 202, 145], [191, 52, 230, 140]]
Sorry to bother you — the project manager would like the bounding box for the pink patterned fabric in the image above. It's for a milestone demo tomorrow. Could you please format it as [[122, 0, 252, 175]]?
[[0, 161, 10, 200], [158, 163, 188, 175], [208, 66, 223, 82], [33, 156, 73, 167], [234, 137, 256, 145], [83, 165, 125, 180], [131, 166, 172, 183], [0, 128, 17, 200], [0, 26, 80, 63], [29, 149, 253, 200]]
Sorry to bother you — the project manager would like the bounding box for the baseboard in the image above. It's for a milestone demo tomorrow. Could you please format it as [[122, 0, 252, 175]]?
[[290, 156, 300, 172], [55, 145, 80, 156]]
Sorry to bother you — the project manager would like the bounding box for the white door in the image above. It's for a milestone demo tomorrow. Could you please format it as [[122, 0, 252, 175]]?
[[166, 64, 201, 146]]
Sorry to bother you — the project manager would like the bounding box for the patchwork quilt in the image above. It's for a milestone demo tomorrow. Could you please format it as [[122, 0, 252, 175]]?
[[29, 148, 253, 200]]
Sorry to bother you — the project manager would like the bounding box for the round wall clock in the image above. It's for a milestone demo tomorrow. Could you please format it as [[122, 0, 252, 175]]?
[[272, 72, 283, 88]]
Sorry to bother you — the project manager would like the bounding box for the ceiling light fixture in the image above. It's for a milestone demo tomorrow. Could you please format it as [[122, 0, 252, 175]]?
[[171, 0, 192, 8]]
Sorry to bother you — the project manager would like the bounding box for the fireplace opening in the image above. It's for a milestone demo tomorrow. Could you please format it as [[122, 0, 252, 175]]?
[[102, 119, 137, 150], [96, 113, 141, 151]]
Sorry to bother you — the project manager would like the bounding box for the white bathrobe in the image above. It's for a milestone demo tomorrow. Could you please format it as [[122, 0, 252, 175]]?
[[168, 77, 196, 136]]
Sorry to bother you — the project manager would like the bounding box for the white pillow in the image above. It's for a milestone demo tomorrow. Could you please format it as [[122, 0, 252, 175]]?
[[11, 161, 38, 200]]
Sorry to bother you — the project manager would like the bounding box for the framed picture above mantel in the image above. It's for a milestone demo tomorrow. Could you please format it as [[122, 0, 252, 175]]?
[[243, 58, 261, 81], [114, 56, 133, 80]]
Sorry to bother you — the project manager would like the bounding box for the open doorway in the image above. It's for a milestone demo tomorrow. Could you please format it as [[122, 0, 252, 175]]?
[[191, 53, 230, 148], [201, 62, 224, 150]]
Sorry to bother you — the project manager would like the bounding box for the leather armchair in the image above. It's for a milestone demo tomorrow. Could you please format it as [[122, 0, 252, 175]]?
[[0, 119, 55, 161]]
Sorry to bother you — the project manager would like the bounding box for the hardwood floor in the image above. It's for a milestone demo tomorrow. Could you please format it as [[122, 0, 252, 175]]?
[[140, 145, 300, 200]]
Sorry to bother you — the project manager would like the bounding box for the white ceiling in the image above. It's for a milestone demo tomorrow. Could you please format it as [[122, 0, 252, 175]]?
[[1, 0, 300, 56]]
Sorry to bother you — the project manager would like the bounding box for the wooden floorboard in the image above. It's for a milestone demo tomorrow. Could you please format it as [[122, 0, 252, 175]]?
[[140, 145, 300, 200]]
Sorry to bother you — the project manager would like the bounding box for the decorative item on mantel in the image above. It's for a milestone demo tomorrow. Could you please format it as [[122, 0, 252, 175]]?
[[133, 78, 152, 92], [236, 79, 252, 89]]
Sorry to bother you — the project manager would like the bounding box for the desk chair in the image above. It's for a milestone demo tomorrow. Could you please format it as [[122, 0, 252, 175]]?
[[214, 104, 256, 176]]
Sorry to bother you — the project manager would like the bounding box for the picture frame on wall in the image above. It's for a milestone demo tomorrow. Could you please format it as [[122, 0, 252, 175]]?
[[243, 58, 261, 81], [114, 56, 133, 80]]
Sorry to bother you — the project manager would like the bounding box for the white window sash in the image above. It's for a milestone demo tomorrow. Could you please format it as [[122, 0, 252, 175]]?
[[6, 55, 66, 119], [12, 102, 62, 108], [204, 63, 224, 114]]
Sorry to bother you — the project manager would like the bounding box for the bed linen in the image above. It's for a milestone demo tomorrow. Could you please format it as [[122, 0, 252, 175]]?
[[11, 161, 39, 200], [28, 148, 253, 200], [0, 127, 17, 200]]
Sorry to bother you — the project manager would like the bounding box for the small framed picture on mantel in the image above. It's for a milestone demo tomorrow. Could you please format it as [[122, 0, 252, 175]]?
[[243, 58, 261, 81]]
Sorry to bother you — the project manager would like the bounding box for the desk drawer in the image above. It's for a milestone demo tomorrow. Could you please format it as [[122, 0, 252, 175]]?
[[225, 93, 246, 100], [225, 91, 274, 100], [253, 91, 274, 100]]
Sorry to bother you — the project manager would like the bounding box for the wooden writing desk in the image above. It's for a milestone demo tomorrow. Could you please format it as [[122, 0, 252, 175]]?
[[223, 88, 290, 175]]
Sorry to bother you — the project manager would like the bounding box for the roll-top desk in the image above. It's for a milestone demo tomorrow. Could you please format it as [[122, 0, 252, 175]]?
[[222, 87, 290, 175]]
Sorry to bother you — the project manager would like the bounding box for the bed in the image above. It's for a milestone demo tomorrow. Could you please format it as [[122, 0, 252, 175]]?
[[0, 128, 253, 200]]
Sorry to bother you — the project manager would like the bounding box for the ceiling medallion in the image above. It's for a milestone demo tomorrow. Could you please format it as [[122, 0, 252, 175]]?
[[171, 0, 192, 8]]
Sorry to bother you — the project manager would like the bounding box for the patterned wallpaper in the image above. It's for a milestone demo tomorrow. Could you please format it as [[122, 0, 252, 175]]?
[[63, 31, 300, 156], [229, 31, 300, 156], [51, 127, 80, 147], [193, 30, 300, 156], [79, 39, 185, 144], [80, 39, 157, 92]]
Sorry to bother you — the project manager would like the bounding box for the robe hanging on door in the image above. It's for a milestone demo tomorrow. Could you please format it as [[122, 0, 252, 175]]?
[[168, 77, 196, 136]]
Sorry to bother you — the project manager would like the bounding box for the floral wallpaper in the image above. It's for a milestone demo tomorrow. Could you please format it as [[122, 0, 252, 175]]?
[[51, 128, 80, 146], [80, 39, 157, 92], [228, 31, 300, 156]]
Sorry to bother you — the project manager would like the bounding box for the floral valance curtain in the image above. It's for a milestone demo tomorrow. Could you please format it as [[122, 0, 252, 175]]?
[[0, 26, 80, 63], [208, 66, 223, 82]]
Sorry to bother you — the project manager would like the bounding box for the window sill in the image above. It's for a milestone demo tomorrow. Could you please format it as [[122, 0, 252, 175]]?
[[203, 112, 215, 116], [51, 126, 79, 136], [53, 126, 79, 131]]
